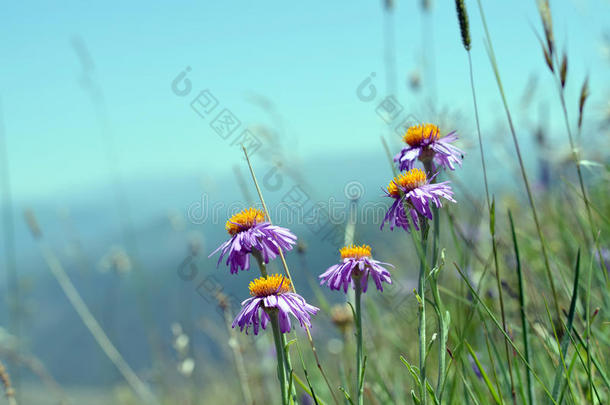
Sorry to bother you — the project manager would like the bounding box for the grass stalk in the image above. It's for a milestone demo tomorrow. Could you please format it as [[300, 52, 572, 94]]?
[[221, 298, 253, 405], [24, 211, 158, 405], [466, 341, 501, 405], [489, 199, 517, 404], [508, 211, 535, 405], [476, 0, 561, 322], [0, 359, 17, 405], [454, 263, 558, 404], [0, 347, 69, 405], [585, 236, 596, 403], [550, 250, 580, 401], [549, 58, 606, 282], [467, 52, 490, 211], [482, 317, 507, 405]]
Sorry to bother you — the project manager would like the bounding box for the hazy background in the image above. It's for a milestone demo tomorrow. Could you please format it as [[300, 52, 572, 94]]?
[[0, 0, 609, 402]]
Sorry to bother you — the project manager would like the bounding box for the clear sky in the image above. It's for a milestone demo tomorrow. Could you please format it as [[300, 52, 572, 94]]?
[[1, 0, 608, 201]]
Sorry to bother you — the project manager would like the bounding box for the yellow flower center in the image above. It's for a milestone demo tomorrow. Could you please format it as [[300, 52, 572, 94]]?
[[387, 168, 427, 198], [403, 123, 440, 147], [340, 244, 372, 260], [248, 274, 292, 297], [225, 207, 265, 235]]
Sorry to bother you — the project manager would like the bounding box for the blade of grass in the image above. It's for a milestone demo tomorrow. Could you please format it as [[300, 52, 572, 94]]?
[[558, 322, 605, 403], [551, 250, 580, 401], [454, 263, 558, 404], [508, 211, 535, 405], [481, 323, 506, 405], [488, 198, 517, 404], [465, 341, 502, 405], [542, 297, 577, 405], [557, 351, 579, 405]]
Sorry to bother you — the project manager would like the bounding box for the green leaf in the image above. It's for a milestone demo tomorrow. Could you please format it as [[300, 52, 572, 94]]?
[[400, 355, 422, 388], [338, 387, 355, 405], [465, 341, 502, 405], [489, 196, 496, 236]]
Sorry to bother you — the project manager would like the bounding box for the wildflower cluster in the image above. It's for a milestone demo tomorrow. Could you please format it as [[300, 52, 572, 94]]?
[[210, 207, 317, 335], [209, 123, 462, 404]]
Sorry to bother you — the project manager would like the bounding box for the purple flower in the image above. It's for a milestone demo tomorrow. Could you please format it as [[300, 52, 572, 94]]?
[[394, 123, 463, 172], [209, 208, 297, 274], [320, 244, 393, 293], [233, 274, 319, 335], [381, 168, 455, 232]]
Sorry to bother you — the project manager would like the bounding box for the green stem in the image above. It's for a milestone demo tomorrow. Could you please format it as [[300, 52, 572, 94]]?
[[242, 146, 339, 405], [282, 333, 298, 404], [430, 273, 446, 402], [271, 312, 289, 405], [418, 223, 429, 405], [252, 249, 268, 278], [252, 249, 297, 403], [354, 279, 364, 405]]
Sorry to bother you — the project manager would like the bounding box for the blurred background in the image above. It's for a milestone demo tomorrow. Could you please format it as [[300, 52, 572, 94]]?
[[0, 0, 609, 404]]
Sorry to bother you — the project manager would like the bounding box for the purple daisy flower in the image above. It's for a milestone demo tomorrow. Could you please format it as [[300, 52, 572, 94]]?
[[233, 274, 319, 335], [394, 123, 463, 171], [319, 244, 393, 293], [209, 208, 297, 274], [381, 168, 455, 232]]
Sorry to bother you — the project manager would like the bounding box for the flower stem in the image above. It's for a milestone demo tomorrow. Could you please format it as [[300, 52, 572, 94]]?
[[252, 249, 297, 403], [271, 312, 289, 405], [251, 249, 268, 278], [418, 222, 429, 405], [242, 145, 339, 405], [354, 279, 364, 405], [282, 333, 298, 404], [430, 269, 446, 403]]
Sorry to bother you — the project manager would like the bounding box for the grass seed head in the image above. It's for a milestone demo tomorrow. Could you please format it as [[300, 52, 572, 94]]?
[[578, 76, 590, 129], [560, 52, 568, 88], [455, 0, 471, 51]]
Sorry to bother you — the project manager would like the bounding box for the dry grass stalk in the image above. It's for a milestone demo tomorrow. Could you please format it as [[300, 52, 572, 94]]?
[[537, 0, 554, 58], [0, 359, 16, 405], [536, 0, 555, 72], [216, 292, 254, 405], [0, 346, 69, 405], [24, 210, 159, 405]]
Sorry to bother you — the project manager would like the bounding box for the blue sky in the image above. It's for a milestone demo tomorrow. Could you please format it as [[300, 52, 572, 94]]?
[[1, 0, 608, 201]]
